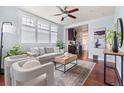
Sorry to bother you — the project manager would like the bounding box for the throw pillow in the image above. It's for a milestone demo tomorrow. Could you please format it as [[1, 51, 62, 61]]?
[[44, 48, 54, 53], [39, 47, 45, 55], [30, 47, 40, 56], [54, 47, 60, 52]]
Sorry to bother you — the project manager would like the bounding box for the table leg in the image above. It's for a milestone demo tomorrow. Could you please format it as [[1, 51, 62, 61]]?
[[104, 54, 106, 83], [76, 59, 77, 65], [121, 56, 123, 86], [115, 56, 116, 69]]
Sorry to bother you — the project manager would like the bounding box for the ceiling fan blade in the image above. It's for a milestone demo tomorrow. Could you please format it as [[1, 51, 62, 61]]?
[[61, 17, 64, 21], [56, 6, 65, 13], [68, 8, 79, 13], [53, 13, 63, 16], [68, 14, 76, 19]]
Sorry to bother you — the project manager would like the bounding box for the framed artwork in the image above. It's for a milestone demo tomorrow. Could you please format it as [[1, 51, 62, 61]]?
[[94, 27, 106, 49]]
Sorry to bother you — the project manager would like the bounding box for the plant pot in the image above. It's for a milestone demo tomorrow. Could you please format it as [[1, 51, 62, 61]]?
[[112, 31, 119, 53]]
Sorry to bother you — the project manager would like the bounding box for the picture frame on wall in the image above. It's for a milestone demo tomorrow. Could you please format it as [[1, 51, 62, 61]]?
[[94, 27, 106, 49]]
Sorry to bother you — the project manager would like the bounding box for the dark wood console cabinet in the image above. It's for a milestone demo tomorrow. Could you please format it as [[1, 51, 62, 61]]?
[[68, 45, 76, 54]]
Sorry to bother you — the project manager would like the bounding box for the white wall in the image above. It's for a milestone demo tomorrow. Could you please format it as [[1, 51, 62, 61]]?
[[88, 16, 114, 61], [65, 16, 114, 61], [114, 6, 124, 84], [0, 6, 19, 68]]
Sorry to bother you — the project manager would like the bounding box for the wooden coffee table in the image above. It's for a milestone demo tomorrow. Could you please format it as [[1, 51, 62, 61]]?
[[54, 54, 77, 73]]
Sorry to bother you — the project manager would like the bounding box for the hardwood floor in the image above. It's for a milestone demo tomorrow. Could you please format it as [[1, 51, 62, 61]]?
[[78, 52, 119, 86], [0, 52, 119, 86], [0, 74, 4, 86]]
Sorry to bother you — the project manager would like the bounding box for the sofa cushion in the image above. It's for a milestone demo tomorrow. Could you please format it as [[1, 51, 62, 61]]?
[[44, 48, 54, 53], [30, 47, 39, 56], [39, 47, 45, 55], [22, 60, 40, 69], [54, 47, 60, 52]]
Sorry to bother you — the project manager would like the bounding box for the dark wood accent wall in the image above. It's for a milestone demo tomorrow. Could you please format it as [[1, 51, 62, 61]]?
[[68, 28, 74, 40], [68, 28, 78, 54]]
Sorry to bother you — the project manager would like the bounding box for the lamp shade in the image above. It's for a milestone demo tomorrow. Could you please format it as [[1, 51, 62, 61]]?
[[3, 24, 16, 34]]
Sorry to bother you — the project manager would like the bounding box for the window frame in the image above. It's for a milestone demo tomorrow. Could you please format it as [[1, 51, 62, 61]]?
[[21, 16, 36, 43], [50, 25, 58, 43], [20, 15, 58, 44]]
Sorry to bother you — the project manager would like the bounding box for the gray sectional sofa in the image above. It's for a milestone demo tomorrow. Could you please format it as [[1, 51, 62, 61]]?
[[27, 47, 64, 64]]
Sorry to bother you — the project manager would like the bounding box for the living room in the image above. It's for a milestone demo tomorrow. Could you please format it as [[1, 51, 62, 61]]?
[[0, 5, 124, 88]]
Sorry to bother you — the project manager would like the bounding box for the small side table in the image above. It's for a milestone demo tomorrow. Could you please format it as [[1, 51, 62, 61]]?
[[103, 49, 124, 86]]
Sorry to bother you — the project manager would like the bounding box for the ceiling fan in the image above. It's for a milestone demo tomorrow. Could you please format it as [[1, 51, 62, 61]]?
[[53, 6, 79, 21]]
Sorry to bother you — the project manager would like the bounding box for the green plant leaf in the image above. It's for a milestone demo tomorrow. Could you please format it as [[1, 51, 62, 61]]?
[[5, 43, 26, 57], [106, 29, 114, 46], [56, 39, 64, 49]]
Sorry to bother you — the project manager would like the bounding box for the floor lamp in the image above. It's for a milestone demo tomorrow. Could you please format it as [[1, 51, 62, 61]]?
[[0, 22, 15, 74]]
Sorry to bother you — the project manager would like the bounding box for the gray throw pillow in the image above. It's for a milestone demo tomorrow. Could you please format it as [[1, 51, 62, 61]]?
[[45, 48, 54, 53], [30, 47, 40, 56], [39, 47, 45, 55]]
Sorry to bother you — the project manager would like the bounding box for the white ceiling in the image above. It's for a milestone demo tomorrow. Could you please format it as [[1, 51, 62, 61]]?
[[18, 6, 115, 26], [75, 25, 88, 32]]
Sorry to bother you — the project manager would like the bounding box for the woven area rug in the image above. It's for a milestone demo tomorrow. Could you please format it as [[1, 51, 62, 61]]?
[[54, 60, 95, 86]]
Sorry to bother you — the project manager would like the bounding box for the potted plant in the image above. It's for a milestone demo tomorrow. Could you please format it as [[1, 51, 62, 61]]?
[[106, 29, 114, 51], [56, 39, 64, 52], [6, 43, 26, 57]]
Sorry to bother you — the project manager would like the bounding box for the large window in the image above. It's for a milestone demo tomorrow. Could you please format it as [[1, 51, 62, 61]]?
[[37, 22, 50, 43], [51, 25, 57, 43], [21, 16, 36, 43], [21, 15, 58, 43], [22, 16, 35, 27]]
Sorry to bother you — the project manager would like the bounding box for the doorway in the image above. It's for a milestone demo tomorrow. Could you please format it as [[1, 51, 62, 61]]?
[[67, 24, 89, 58], [82, 30, 88, 51], [82, 28, 88, 59], [75, 24, 89, 56]]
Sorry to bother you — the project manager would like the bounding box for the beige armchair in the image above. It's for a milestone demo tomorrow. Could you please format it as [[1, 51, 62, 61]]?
[[4, 54, 32, 86], [10, 60, 54, 86]]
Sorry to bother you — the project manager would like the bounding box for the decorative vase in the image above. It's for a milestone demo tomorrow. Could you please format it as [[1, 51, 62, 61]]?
[[112, 31, 119, 53], [64, 52, 69, 57]]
